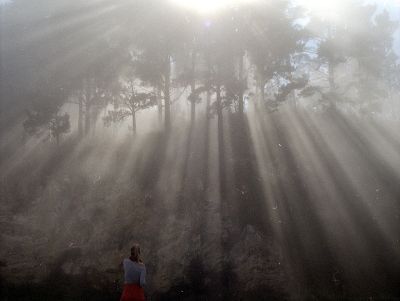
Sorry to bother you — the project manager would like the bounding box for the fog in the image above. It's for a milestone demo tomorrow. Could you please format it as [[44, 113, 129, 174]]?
[[0, 0, 400, 300]]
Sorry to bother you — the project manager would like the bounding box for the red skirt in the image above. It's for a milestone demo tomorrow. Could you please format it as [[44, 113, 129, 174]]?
[[120, 283, 145, 301]]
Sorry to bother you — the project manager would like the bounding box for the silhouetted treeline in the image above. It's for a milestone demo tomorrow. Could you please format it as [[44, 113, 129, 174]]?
[[0, 0, 399, 141]]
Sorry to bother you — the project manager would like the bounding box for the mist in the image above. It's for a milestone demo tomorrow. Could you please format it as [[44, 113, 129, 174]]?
[[1, 0, 400, 300]]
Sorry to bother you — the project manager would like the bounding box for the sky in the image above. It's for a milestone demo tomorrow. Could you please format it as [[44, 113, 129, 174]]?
[[0, 0, 399, 53]]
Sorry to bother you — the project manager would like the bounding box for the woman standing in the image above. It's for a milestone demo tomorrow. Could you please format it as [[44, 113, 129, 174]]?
[[120, 244, 146, 301]]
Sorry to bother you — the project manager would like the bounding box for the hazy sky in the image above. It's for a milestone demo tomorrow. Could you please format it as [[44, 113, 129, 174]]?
[[0, 0, 398, 53]]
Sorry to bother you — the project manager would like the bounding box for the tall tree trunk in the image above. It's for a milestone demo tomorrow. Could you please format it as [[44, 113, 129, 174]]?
[[78, 96, 83, 138], [132, 111, 136, 135], [238, 54, 244, 114], [260, 80, 265, 104], [190, 51, 196, 124], [164, 55, 171, 132], [190, 98, 196, 123], [157, 87, 163, 126], [328, 59, 337, 110], [84, 102, 91, 136], [55, 132, 60, 146], [216, 84, 226, 200], [328, 60, 335, 92], [327, 24, 337, 110], [206, 89, 211, 118], [200, 87, 212, 247]]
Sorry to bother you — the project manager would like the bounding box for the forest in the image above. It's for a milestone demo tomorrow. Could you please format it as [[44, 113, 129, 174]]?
[[0, 0, 400, 300]]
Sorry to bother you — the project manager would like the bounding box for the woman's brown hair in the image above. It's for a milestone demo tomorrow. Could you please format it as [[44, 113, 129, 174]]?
[[130, 243, 143, 263]]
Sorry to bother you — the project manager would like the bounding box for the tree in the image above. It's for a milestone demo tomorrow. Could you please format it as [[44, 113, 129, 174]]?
[[125, 0, 189, 132], [247, 0, 308, 106], [303, 4, 399, 113], [48, 113, 71, 145], [77, 52, 121, 137], [103, 78, 156, 135], [354, 9, 399, 114], [23, 87, 70, 145]]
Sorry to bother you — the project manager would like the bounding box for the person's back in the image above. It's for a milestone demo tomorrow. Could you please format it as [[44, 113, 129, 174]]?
[[123, 258, 146, 287], [120, 244, 146, 301]]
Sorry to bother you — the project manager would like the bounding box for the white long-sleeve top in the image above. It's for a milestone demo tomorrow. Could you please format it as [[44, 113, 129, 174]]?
[[123, 258, 146, 287]]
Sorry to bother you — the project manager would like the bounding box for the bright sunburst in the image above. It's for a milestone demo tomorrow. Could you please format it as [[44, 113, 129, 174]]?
[[170, 0, 257, 14]]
